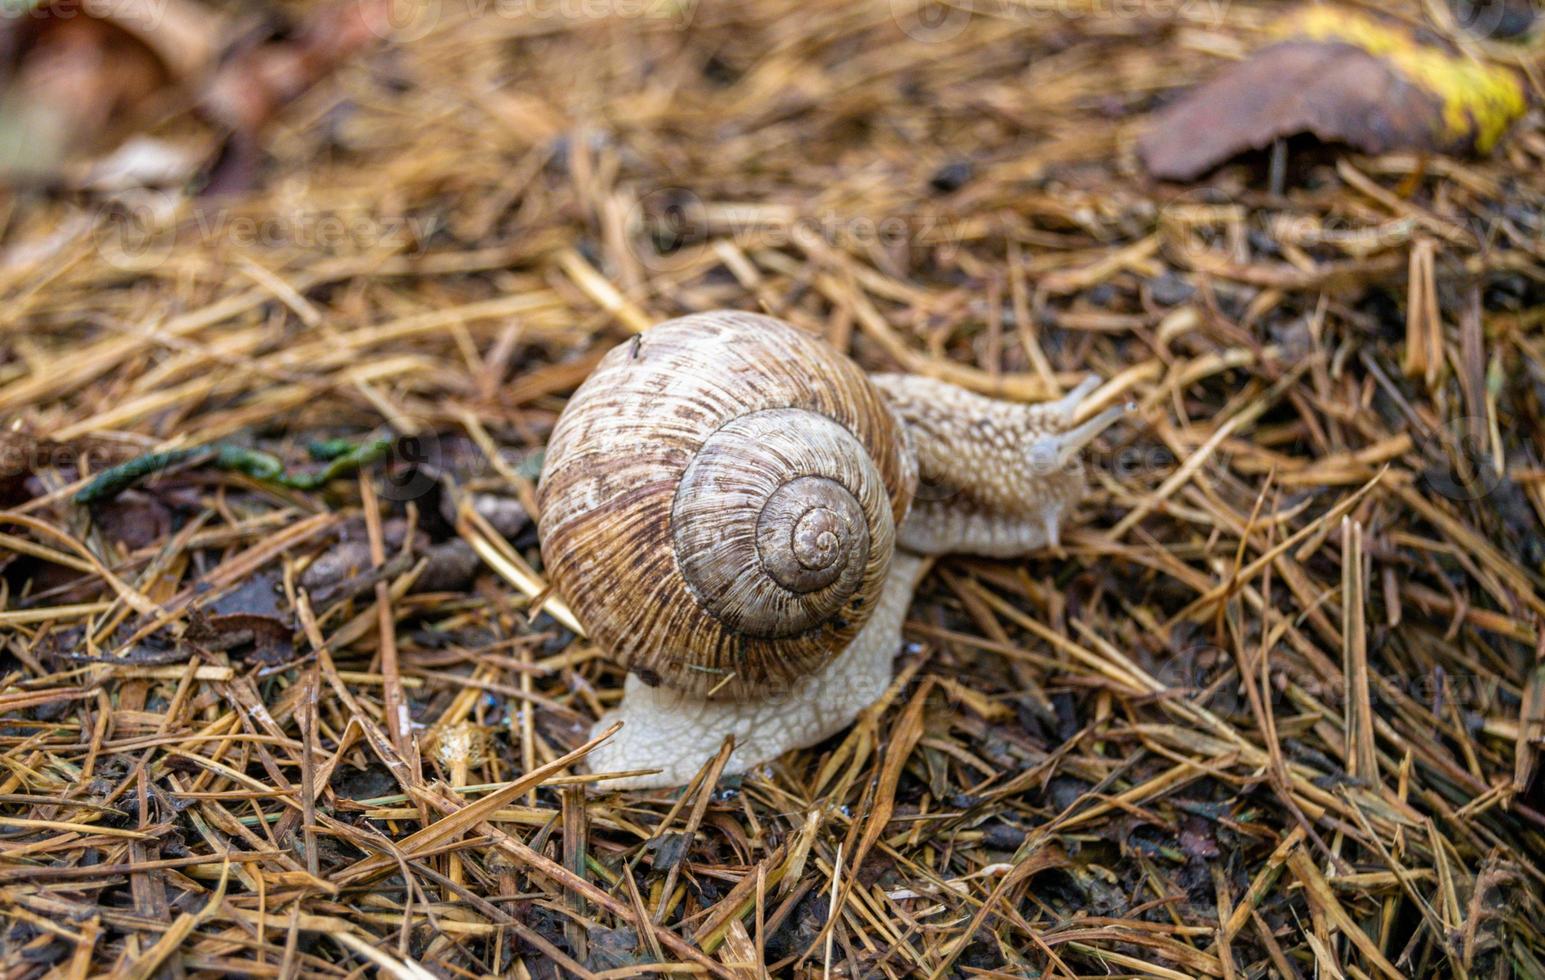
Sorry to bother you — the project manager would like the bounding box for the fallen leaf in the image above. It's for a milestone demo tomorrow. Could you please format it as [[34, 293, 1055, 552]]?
[[202, 1, 386, 136], [197, 0, 392, 193], [184, 610, 292, 663], [0, 0, 219, 180], [1138, 5, 1528, 181], [188, 567, 296, 663], [92, 493, 174, 552], [0, 0, 389, 189], [0, 430, 118, 507]]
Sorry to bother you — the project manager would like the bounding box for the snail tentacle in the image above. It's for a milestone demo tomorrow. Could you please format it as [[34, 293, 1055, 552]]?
[[869, 372, 1126, 556], [1041, 374, 1103, 422], [1043, 401, 1132, 469]]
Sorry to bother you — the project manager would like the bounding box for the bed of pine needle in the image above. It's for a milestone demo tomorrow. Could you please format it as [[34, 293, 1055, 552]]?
[[1, 0, 1543, 976]]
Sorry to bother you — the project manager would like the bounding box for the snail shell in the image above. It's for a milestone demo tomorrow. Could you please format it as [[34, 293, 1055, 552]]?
[[537, 312, 918, 701]]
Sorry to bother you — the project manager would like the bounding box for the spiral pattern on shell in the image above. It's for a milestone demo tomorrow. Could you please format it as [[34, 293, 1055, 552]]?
[[537, 312, 917, 701]]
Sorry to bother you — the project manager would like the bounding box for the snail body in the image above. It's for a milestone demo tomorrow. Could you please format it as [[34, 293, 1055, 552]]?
[[537, 312, 1122, 788]]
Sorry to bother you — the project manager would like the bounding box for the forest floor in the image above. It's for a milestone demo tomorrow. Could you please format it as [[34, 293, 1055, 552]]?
[[1, 0, 1543, 976]]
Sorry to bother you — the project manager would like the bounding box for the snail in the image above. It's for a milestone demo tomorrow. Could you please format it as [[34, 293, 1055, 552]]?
[[537, 311, 1125, 789]]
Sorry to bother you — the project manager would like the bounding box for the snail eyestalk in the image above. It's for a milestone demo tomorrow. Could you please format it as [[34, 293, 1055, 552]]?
[[1043, 374, 1103, 421], [1045, 401, 1132, 470]]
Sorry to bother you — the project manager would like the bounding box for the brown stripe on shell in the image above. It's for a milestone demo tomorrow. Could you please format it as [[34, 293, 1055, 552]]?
[[672, 409, 885, 639], [537, 312, 916, 701]]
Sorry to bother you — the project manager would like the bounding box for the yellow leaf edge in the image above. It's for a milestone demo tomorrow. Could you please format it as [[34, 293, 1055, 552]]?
[[1275, 5, 1528, 153]]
